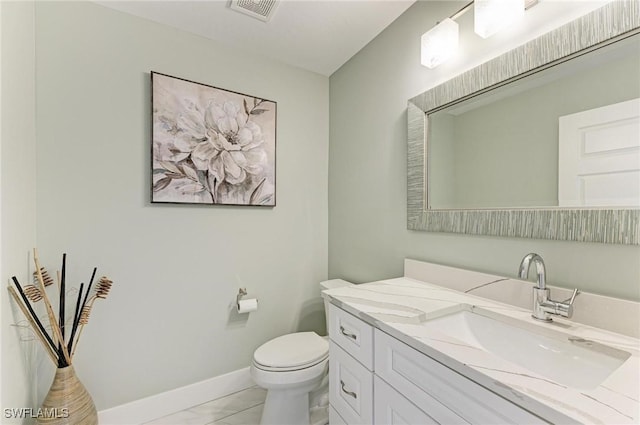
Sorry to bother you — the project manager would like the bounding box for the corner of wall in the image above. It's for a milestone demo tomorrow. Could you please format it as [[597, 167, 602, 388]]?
[[1, 0, 38, 420]]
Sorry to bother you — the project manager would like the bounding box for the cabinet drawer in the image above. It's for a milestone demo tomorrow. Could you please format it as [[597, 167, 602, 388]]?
[[375, 329, 545, 425], [328, 304, 374, 370], [374, 376, 439, 425], [329, 342, 373, 425]]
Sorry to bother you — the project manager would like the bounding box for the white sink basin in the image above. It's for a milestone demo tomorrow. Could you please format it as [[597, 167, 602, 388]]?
[[422, 305, 630, 390]]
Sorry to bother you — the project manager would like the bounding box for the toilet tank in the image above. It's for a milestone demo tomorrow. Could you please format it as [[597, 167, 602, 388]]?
[[320, 279, 353, 335]]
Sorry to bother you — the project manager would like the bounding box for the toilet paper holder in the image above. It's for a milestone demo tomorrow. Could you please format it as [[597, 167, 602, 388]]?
[[236, 288, 259, 313], [237, 287, 248, 308]]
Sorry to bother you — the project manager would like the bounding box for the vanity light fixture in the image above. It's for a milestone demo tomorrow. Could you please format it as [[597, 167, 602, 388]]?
[[474, 0, 525, 39], [421, 2, 471, 69], [421, 18, 460, 69], [421, 0, 535, 69]]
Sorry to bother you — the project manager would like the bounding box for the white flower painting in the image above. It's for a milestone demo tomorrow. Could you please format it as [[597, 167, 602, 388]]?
[[151, 72, 276, 206]]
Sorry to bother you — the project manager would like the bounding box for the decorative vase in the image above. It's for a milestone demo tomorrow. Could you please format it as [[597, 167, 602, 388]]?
[[37, 366, 98, 425]]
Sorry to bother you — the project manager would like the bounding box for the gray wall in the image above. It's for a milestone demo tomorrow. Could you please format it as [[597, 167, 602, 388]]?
[[23, 1, 328, 411], [1, 1, 37, 420], [328, 1, 640, 301]]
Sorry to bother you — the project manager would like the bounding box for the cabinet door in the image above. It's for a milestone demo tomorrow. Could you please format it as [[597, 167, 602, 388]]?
[[329, 407, 347, 425], [329, 343, 373, 424], [374, 376, 439, 425], [374, 330, 468, 424]]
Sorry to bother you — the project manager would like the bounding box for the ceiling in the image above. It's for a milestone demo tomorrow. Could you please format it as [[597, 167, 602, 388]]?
[[94, 0, 416, 76]]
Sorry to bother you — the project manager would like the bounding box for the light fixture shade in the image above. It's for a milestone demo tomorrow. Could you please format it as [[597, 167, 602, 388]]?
[[474, 0, 525, 39], [421, 18, 459, 69]]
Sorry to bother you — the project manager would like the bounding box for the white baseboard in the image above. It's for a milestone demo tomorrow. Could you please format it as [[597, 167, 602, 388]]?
[[98, 367, 253, 425]]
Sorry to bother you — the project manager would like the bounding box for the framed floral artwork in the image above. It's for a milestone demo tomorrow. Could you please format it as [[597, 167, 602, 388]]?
[[151, 72, 276, 206]]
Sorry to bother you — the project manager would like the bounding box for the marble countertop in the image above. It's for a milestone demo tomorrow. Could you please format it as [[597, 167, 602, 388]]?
[[323, 277, 640, 424]]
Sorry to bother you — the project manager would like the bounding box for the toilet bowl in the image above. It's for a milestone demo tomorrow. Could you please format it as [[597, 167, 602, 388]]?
[[251, 332, 329, 425], [250, 279, 352, 425]]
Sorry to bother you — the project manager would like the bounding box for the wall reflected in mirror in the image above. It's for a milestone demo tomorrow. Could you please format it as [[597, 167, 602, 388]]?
[[427, 33, 640, 210]]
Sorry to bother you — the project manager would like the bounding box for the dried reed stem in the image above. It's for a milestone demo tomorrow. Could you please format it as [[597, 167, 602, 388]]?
[[71, 276, 111, 359], [67, 283, 84, 355], [33, 248, 70, 366], [7, 286, 58, 364], [60, 253, 66, 340], [70, 299, 95, 360]]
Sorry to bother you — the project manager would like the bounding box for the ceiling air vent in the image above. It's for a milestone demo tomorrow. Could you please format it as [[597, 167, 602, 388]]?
[[525, 0, 539, 10], [229, 0, 279, 22]]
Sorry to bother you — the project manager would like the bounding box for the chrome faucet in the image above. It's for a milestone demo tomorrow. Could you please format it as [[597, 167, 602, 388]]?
[[518, 253, 579, 322]]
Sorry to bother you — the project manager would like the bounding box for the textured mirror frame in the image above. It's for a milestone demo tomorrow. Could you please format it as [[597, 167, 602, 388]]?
[[407, 0, 640, 245]]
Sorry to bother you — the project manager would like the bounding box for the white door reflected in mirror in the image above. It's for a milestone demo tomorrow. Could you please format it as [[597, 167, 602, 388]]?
[[559, 98, 640, 207]]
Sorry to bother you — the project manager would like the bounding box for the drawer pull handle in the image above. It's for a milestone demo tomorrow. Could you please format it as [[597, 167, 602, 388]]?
[[340, 380, 357, 399], [339, 326, 357, 341]]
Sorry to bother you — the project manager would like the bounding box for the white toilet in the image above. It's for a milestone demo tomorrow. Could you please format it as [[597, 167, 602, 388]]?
[[250, 279, 352, 425]]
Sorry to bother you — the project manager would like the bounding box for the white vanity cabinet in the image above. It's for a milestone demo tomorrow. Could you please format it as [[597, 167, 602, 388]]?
[[328, 303, 547, 425]]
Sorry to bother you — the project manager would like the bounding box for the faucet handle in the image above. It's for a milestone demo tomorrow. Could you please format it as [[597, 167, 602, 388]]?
[[563, 288, 580, 305], [553, 288, 579, 319]]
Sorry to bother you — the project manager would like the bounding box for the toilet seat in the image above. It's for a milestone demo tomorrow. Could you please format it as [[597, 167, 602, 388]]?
[[251, 356, 328, 388], [253, 332, 329, 372]]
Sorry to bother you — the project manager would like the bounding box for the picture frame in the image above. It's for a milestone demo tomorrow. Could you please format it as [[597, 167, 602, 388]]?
[[151, 72, 277, 206]]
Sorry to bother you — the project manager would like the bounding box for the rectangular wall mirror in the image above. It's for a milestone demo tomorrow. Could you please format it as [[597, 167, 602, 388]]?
[[407, 0, 640, 245]]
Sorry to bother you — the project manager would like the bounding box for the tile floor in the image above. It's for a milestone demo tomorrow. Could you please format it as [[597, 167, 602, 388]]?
[[144, 387, 267, 425]]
